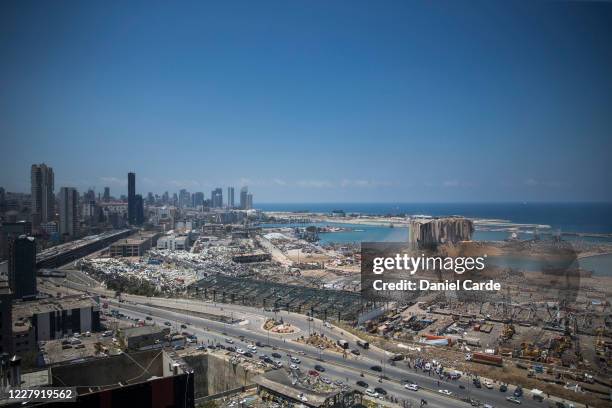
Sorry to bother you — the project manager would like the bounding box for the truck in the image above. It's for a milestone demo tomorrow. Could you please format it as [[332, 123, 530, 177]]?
[[337, 340, 349, 349], [356, 340, 369, 349], [470, 352, 503, 367]]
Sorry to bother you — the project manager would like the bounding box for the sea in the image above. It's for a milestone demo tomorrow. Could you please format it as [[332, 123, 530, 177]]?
[[257, 202, 612, 276]]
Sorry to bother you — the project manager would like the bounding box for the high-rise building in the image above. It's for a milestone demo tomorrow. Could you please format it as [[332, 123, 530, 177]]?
[[227, 187, 235, 208], [8, 235, 37, 299], [147, 192, 154, 205], [31, 163, 55, 226], [211, 188, 223, 208], [59, 187, 78, 237], [135, 194, 144, 225], [179, 189, 191, 209], [103, 187, 110, 202], [240, 186, 248, 210], [246, 193, 253, 210], [193, 192, 204, 208], [127, 172, 136, 224]]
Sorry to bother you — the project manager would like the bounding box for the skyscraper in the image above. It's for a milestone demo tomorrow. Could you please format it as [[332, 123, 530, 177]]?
[[211, 188, 223, 208], [8, 235, 37, 299], [193, 192, 204, 208], [240, 186, 248, 210], [246, 193, 253, 210], [128, 172, 136, 224], [31, 163, 54, 227], [179, 189, 191, 209], [103, 186, 110, 202], [59, 187, 78, 237], [227, 187, 235, 208], [135, 194, 144, 225]]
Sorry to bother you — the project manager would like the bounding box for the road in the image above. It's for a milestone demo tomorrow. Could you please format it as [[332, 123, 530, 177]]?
[[108, 298, 558, 408]]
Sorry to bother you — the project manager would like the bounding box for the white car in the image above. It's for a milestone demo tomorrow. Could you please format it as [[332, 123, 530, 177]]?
[[506, 396, 521, 404], [405, 383, 419, 391], [236, 348, 245, 354], [225, 338, 234, 344], [484, 381, 493, 389], [365, 389, 379, 398], [320, 377, 331, 384], [297, 393, 308, 402], [290, 357, 301, 364], [438, 389, 452, 396], [484, 404, 494, 408], [290, 364, 299, 370]]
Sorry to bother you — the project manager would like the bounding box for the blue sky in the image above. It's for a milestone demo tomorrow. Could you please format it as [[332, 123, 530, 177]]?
[[1, 0, 611, 202]]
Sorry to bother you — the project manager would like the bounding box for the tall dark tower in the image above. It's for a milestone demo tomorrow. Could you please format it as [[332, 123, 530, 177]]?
[[8, 235, 37, 299], [128, 172, 136, 224]]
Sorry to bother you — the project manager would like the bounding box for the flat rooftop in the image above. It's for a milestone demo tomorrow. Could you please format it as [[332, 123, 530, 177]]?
[[13, 294, 98, 319]]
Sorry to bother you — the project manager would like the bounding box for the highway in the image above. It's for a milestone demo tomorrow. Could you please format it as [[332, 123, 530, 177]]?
[[107, 298, 557, 408]]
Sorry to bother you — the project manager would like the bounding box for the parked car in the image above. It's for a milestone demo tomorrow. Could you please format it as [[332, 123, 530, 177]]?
[[356, 381, 368, 388], [370, 365, 382, 372], [506, 396, 521, 404], [314, 365, 325, 372], [374, 387, 387, 395], [351, 349, 360, 355]]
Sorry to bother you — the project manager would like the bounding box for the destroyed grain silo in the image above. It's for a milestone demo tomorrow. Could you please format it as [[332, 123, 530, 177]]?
[[409, 216, 474, 248]]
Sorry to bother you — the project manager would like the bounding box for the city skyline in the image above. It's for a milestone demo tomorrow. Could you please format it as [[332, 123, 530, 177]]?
[[2, 1, 611, 202]]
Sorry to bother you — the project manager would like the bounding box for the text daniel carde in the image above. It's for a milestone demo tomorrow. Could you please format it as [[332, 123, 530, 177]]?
[[370, 254, 501, 291]]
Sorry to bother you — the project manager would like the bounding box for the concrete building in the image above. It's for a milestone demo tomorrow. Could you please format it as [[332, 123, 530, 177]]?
[[59, 187, 78, 238], [211, 187, 223, 208], [156, 234, 189, 251], [127, 172, 136, 224], [103, 186, 110, 201], [119, 325, 170, 350], [0, 221, 32, 261], [0, 281, 12, 354], [12, 295, 101, 349], [20, 348, 194, 407], [30, 163, 54, 227], [109, 234, 156, 257], [227, 187, 235, 208], [135, 194, 144, 225], [8, 235, 37, 300], [239, 186, 248, 210]]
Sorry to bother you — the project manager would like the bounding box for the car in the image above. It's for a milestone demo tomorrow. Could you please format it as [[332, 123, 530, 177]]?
[[243, 352, 253, 357], [499, 384, 507, 392], [405, 383, 419, 391], [365, 389, 379, 398], [308, 370, 319, 376], [356, 380, 368, 388], [473, 379, 482, 388], [351, 349, 360, 355], [290, 364, 299, 370], [274, 361, 283, 368], [370, 365, 382, 372], [226, 338, 234, 344], [75, 344, 85, 349], [226, 346, 236, 352], [513, 387, 523, 398], [484, 381, 493, 389], [314, 365, 325, 372], [271, 352, 281, 358], [334, 380, 343, 386], [484, 404, 494, 408], [297, 393, 308, 402], [290, 357, 301, 364], [180, 324, 187, 329], [174, 345, 184, 351], [264, 357, 273, 364], [207, 345, 215, 350], [297, 350, 305, 355], [256, 341, 263, 347], [438, 389, 452, 396], [320, 377, 332, 384], [196, 345, 206, 350], [374, 387, 387, 395], [506, 396, 521, 404], [236, 348, 245, 354], [164, 321, 171, 326], [145, 316, 152, 320]]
